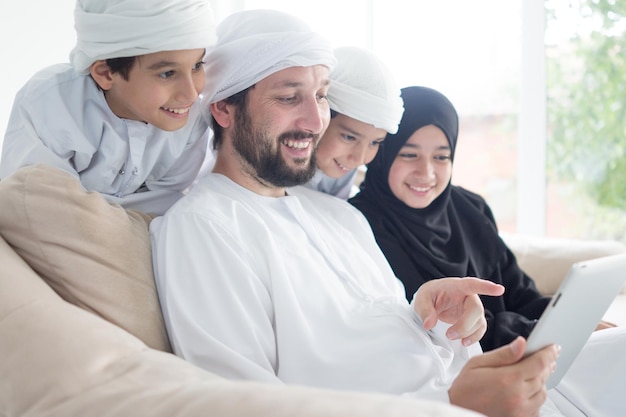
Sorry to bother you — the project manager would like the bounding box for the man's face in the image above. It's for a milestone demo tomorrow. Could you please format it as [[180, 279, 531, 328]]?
[[104, 49, 206, 131], [231, 65, 331, 187]]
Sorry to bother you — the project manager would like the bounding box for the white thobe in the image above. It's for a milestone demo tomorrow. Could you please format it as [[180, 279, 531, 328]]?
[[151, 173, 476, 403], [151, 173, 626, 416], [0, 63, 210, 215]]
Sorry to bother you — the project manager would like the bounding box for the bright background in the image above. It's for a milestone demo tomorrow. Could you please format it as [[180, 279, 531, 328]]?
[[5, 1, 614, 241], [0, 0, 521, 148]]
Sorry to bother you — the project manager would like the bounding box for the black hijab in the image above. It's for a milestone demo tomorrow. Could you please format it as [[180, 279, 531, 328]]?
[[349, 86, 506, 299]]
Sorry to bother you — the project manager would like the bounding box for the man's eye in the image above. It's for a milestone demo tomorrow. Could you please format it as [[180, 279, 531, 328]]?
[[278, 96, 297, 103], [159, 70, 175, 79], [341, 134, 356, 142]]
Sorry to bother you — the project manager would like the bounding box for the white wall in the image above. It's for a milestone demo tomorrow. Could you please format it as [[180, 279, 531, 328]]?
[[0, 0, 76, 154]]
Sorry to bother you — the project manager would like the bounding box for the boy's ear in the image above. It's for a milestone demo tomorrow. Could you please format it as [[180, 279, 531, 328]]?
[[210, 101, 233, 129], [89, 60, 115, 90]]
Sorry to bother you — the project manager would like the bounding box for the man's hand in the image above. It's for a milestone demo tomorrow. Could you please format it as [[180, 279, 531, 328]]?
[[413, 277, 504, 346], [448, 337, 560, 417]]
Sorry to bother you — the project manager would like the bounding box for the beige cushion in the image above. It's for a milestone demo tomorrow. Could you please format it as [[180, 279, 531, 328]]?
[[0, 164, 171, 351], [0, 233, 479, 417], [502, 232, 626, 296]]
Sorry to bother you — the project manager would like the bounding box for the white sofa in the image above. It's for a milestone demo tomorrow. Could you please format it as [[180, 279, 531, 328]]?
[[2, 165, 625, 417]]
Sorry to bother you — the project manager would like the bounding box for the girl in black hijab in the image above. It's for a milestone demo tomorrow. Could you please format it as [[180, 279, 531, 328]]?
[[349, 86, 550, 351]]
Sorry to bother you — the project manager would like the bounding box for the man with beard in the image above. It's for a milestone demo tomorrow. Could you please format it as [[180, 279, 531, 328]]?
[[150, 9, 575, 417]]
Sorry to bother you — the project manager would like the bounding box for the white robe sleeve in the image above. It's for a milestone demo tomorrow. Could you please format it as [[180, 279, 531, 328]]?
[[150, 212, 283, 384], [0, 90, 83, 180]]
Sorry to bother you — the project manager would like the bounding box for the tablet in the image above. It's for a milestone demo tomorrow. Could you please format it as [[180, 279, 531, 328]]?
[[524, 252, 626, 389]]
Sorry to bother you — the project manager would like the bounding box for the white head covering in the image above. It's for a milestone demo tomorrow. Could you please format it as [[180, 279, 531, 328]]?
[[204, 9, 336, 104], [327, 46, 404, 134], [70, 0, 217, 73]]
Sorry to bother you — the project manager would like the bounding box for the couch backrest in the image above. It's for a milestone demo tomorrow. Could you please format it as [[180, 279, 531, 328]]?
[[502, 232, 626, 295], [0, 165, 171, 351]]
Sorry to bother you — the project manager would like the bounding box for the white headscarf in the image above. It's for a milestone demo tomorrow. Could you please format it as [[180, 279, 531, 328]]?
[[327, 46, 404, 134], [204, 9, 336, 104], [70, 0, 217, 73]]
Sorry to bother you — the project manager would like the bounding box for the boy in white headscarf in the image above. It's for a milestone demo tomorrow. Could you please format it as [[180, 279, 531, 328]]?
[[1, 0, 216, 215], [303, 46, 404, 199], [0, 0, 216, 353]]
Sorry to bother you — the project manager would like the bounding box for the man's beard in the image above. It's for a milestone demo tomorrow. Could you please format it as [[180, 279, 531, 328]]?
[[231, 105, 318, 188]]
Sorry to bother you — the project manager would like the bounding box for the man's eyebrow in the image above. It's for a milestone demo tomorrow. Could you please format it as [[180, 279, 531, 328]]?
[[271, 78, 331, 89], [270, 80, 305, 89]]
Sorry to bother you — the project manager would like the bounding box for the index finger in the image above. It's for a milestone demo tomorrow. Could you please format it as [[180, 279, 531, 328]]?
[[460, 277, 505, 297]]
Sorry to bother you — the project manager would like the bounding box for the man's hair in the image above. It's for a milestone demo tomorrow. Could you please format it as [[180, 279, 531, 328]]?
[[105, 56, 137, 81], [211, 86, 253, 150]]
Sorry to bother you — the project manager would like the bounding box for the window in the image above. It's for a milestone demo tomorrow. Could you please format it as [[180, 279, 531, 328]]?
[[545, 0, 626, 241]]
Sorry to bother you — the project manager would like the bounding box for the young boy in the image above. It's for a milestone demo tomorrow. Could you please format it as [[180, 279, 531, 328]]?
[[303, 46, 404, 199], [0, 0, 216, 215], [0, 0, 216, 352]]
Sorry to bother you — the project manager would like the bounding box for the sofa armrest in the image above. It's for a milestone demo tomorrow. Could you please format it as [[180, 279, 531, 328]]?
[[501, 232, 626, 296]]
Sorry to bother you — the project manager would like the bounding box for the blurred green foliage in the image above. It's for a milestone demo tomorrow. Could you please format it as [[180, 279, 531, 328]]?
[[546, 0, 626, 211]]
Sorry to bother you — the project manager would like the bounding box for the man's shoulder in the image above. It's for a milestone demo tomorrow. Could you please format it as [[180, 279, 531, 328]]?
[[173, 177, 359, 221], [289, 184, 347, 205], [166, 174, 245, 217], [289, 185, 368, 222]]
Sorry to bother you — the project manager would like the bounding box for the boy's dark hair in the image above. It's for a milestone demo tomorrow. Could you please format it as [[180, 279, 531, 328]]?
[[211, 86, 253, 150], [105, 56, 137, 81]]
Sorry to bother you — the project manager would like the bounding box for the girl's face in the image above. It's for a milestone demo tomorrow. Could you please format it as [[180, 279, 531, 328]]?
[[387, 124, 452, 209], [315, 114, 387, 178]]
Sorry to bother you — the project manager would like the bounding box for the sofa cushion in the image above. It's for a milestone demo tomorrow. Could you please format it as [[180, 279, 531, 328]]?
[[502, 232, 626, 296], [0, 164, 170, 351], [0, 233, 480, 417]]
